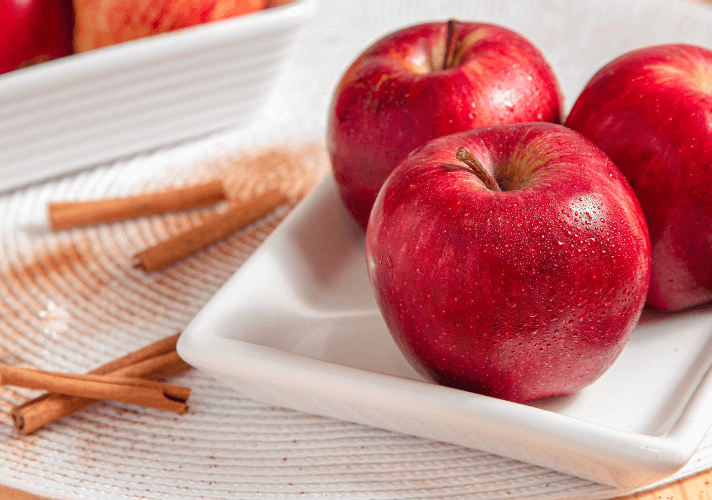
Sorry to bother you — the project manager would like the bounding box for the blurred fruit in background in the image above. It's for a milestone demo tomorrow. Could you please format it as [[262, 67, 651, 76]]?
[[0, 0, 74, 75]]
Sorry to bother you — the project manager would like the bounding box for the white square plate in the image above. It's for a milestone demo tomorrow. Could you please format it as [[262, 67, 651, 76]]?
[[178, 175, 712, 489], [0, 0, 314, 193]]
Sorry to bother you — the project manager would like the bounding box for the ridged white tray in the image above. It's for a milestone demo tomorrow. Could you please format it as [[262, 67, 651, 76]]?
[[179, 175, 712, 489], [0, 0, 314, 193]]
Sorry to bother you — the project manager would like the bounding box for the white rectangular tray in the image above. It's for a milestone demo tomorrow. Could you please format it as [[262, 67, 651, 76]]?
[[0, 0, 314, 193], [178, 175, 712, 489]]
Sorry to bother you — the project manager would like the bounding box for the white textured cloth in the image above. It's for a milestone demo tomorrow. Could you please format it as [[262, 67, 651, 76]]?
[[0, 0, 711, 499]]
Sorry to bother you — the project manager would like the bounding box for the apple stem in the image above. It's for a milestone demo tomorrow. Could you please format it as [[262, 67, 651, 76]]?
[[443, 19, 460, 70], [456, 147, 501, 192]]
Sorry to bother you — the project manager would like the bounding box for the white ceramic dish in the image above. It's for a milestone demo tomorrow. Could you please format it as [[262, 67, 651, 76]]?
[[0, 0, 314, 193], [178, 175, 712, 489]]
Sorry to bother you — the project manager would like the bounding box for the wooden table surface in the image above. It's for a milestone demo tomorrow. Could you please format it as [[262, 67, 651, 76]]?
[[619, 470, 712, 499]]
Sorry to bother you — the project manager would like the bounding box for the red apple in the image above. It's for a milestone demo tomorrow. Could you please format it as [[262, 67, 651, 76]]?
[[365, 123, 650, 403], [72, 0, 268, 52], [565, 44, 712, 312], [0, 0, 74, 75], [327, 20, 563, 228]]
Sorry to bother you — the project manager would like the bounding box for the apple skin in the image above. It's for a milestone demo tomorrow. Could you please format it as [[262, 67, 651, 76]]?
[[565, 44, 712, 312], [0, 0, 74, 75], [327, 20, 563, 229], [365, 123, 650, 403], [73, 0, 268, 52]]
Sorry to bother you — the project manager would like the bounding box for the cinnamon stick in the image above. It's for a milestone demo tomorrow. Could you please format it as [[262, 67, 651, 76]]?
[[2, 366, 190, 414], [10, 334, 190, 434], [83, 333, 183, 376], [49, 180, 226, 230], [133, 188, 288, 273]]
